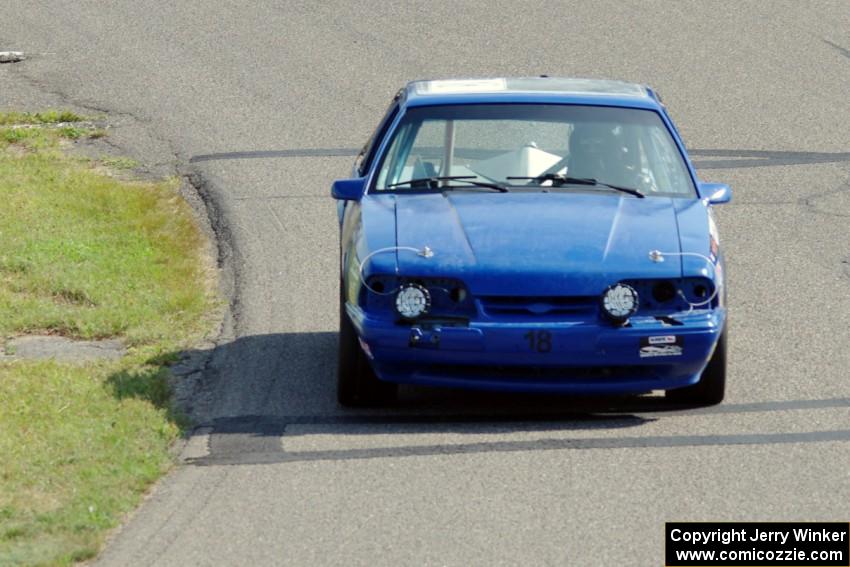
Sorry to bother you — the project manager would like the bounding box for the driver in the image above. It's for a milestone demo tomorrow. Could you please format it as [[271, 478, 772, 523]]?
[[568, 123, 640, 189]]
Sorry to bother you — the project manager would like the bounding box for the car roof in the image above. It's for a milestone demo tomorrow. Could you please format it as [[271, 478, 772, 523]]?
[[403, 77, 661, 110]]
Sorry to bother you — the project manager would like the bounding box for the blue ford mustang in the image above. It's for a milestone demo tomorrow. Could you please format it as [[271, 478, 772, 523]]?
[[332, 77, 731, 407]]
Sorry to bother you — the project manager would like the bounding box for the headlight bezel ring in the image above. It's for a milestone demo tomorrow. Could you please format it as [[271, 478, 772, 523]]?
[[601, 283, 639, 325], [394, 283, 432, 320]]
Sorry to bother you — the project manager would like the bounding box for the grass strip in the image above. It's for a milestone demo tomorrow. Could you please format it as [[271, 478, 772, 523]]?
[[0, 112, 215, 565]]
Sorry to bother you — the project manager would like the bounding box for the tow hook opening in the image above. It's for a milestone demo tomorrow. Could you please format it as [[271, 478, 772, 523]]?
[[409, 326, 440, 349]]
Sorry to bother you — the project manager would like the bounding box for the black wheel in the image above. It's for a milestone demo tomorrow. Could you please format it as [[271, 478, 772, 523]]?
[[666, 330, 726, 407], [337, 288, 397, 407]]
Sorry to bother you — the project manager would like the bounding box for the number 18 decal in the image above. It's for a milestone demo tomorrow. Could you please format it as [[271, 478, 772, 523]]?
[[523, 330, 552, 353]]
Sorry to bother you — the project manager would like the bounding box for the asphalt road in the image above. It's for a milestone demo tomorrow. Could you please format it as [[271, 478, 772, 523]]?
[[3, 2, 850, 565]]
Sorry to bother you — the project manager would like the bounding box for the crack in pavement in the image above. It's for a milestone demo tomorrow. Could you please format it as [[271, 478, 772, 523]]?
[[801, 174, 850, 217], [823, 38, 850, 60], [8, 65, 181, 162]]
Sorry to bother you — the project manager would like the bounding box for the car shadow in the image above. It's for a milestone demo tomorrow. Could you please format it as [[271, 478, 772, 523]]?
[[177, 331, 699, 418], [136, 331, 850, 466]]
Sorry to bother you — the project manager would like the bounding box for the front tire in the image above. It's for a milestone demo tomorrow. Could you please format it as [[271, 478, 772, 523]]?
[[667, 330, 726, 407], [337, 292, 397, 407]]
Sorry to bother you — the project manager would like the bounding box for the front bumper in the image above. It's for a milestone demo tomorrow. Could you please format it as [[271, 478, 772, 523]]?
[[348, 306, 726, 394]]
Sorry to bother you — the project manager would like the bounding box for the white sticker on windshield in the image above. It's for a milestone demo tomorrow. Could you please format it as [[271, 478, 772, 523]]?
[[420, 79, 508, 94]]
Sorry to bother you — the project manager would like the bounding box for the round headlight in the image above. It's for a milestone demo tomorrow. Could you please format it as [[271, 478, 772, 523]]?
[[395, 284, 431, 319], [601, 283, 639, 324]]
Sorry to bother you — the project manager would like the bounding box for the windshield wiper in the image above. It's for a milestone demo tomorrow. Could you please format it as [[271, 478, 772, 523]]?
[[388, 176, 509, 192], [507, 174, 644, 198]]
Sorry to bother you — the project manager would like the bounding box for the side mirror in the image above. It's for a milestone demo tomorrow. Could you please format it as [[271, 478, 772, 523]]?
[[331, 177, 367, 201], [699, 182, 732, 205]]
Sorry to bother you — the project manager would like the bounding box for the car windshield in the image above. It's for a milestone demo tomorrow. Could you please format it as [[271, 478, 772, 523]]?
[[373, 104, 696, 197]]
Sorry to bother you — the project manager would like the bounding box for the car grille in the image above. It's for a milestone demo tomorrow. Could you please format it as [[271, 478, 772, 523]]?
[[477, 295, 598, 320]]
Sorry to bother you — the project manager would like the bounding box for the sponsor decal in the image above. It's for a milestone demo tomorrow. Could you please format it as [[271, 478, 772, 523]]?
[[640, 336, 683, 357]]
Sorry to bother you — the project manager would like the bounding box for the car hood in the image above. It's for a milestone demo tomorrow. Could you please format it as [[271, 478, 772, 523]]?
[[392, 192, 688, 296]]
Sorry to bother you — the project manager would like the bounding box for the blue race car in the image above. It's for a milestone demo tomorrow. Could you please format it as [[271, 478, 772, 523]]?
[[332, 77, 731, 407]]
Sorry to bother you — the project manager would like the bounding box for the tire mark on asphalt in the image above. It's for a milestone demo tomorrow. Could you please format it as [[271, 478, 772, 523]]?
[[691, 149, 850, 169], [191, 429, 850, 466], [234, 194, 326, 201], [186, 396, 850, 466], [190, 148, 358, 162], [199, 395, 850, 428], [687, 396, 850, 414]]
